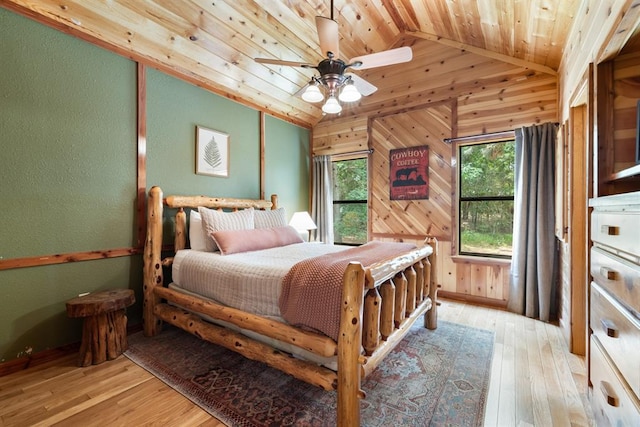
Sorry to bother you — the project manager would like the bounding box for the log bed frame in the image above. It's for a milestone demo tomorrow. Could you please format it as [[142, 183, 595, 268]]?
[[143, 186, 439, 426]]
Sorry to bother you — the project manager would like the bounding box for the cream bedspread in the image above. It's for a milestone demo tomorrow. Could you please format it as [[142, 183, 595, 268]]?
[[172, 242, 347, 317]]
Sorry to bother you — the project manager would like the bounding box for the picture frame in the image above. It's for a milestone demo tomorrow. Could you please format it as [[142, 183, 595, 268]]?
[[389, 145, 429, 200], [196, 126, 229, 177]]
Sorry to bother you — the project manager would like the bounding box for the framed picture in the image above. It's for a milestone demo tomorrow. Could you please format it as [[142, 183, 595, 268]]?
[[196, 126, 229, 177], [389, 145, 429, 200]]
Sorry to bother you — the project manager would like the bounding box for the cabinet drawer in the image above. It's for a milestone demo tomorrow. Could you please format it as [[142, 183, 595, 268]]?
[[591, 247, 640, 317], [591, 282, 640, 400], [591, 211, 640, 258], [590, 336, 640, 426]]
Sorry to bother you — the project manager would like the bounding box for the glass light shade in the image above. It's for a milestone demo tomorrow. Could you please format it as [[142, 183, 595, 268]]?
[[322, 96, 342, 114], [301, 84, 324, 103], [339, 83, 361, 102]]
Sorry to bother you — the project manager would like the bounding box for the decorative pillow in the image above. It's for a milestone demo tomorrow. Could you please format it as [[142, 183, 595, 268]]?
[[254, 207, 287, 229], [188, 210, 208, 251], [211, 225, 303, 255], [198, 206, 255, 252]]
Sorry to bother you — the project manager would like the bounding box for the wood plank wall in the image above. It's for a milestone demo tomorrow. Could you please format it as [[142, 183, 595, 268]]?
[[313, 37, 558, 305]]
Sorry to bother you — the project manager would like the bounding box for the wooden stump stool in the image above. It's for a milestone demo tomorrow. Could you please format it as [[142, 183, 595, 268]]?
[[66, 289, 135, 367]]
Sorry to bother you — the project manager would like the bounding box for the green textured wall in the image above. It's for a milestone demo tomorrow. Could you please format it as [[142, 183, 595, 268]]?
[[0, 8, 138, 362], [0, 8, 310, 363], [146, 68, 261, 198], [264, 115, 311, 220]]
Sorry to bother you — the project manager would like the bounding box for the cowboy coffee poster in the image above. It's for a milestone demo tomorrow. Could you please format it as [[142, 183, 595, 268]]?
[[389, 145, 429, 200]]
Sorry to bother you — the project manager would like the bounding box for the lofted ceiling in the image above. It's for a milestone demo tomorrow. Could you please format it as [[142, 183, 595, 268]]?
[[2, 0, 581, 128]]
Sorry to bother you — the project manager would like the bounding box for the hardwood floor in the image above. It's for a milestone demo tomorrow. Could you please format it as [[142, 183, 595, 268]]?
[[0, 299, 594, 426]]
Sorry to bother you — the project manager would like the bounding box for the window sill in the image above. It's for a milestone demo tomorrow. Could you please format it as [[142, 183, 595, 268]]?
[[451, 255, 511, 266]]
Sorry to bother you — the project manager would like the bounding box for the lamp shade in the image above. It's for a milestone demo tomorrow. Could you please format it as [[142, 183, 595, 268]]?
[[339, 83, 361, 102], [289, 211, 317, 231], [301, 84, 324, 103], [322, 96, 342, 114]]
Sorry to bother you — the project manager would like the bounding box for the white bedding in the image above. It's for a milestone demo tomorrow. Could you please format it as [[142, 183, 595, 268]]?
[[172, 242, 347, 317]]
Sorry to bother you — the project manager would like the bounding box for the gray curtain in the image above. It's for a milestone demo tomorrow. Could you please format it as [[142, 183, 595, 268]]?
[[311, 155, 334, 244], [508, 122, 558, 321]]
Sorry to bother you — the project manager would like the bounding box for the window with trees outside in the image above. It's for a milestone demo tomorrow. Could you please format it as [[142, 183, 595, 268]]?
[[332, 158, 368, 245], [458, 140, 515, 258]]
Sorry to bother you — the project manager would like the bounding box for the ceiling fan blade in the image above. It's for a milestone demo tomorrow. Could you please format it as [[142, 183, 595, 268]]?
[[316, 16, 339, 59], [347, 73, 377, 96], [349, 46, 413, 70], [254, 57, 315, 68]]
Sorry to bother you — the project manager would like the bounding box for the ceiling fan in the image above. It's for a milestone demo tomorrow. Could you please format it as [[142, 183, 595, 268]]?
[[254, 1, 412, 114]]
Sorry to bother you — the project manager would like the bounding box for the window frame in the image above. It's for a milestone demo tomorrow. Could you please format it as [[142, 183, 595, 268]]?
[[455, 137, 515, 259], [331, 156, 368, 246]]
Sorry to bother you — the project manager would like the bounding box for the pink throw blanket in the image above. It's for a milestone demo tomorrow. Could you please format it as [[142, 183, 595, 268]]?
[[279, 241, 416, 341]]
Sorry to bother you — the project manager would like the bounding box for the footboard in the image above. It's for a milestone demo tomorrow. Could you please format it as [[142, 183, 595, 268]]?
[[337, 239, 438, 426], [143, 186, 438, 427]]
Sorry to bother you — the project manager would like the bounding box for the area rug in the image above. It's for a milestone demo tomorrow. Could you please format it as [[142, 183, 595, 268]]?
[[125, 321, 493, 426]]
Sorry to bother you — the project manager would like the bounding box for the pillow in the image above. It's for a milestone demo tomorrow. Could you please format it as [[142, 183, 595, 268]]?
[[188, 210, 208, 251], [254, 207, 287, 229], [198, 206, 255, 252], [211, 225, 303, 255]]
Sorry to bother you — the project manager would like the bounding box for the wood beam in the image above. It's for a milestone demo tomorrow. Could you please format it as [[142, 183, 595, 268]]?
[[406, 30, 558, 76]]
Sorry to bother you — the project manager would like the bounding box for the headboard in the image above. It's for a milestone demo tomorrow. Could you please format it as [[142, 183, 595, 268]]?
[[143, 185, 278, 335]]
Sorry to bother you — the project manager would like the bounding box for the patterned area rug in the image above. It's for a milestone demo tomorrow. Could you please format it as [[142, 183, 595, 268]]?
[[125, 321, 494, 426]]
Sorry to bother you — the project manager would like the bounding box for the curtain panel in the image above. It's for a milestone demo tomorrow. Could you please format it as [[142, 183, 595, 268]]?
[[311, 155, 334, 244], [508, 122, 558, 321]]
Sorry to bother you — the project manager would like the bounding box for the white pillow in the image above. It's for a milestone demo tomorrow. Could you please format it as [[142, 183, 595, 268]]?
[[254, 207, 287, 229], [188, 210, 208, 251], [198, 206, 255, 252]]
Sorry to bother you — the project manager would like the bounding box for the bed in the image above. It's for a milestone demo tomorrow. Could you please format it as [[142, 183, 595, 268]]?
[[142, 186, 439, 426]]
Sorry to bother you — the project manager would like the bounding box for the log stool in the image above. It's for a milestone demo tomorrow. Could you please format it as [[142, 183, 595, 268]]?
[[66, 289, 135, 367]]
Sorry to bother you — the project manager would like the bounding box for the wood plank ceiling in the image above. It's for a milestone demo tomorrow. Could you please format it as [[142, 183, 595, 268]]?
[[1, 0, 580, 128]]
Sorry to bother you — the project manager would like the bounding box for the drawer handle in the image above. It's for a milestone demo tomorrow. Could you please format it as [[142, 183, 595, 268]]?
[[601, 318, 619, 338], [599, 381, 620, 407], [600, 225, 619, 236], [599, 267, 617, 281]]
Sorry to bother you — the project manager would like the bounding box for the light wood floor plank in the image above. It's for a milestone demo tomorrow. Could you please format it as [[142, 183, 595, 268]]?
[[0, 299, 594, 426]]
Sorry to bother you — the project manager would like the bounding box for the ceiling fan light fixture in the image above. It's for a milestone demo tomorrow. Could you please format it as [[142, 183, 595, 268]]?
[[301, 83, 324, 103], [338, 82, 361, 102], [322, 96, 342, 114]]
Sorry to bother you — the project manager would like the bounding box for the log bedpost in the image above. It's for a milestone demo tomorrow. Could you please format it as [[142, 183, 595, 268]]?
[[426, 236, 439, 330], [143, 186, 163, 336], [270, 194, 278, 209], [337, 262, 366, 427]]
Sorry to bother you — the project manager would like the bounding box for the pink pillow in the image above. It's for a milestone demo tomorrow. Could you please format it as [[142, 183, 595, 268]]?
[[211, 225, 303, 255]]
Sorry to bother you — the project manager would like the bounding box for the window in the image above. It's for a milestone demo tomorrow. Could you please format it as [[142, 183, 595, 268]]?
[[332, 158, 368, 245], [458, 140, 515, 258]]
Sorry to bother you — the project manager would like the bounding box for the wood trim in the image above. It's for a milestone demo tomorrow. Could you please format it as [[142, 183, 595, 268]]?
[[260, 112, 265, 200], [370, 232, 432, 241], [569, 103, 588, 356], [439, 291, 508, 309], [136, 62, 147, 248], [596, 0, 640, 63], [0, 342, 79, 377], [0, 248, 141, 271], [450, 255, 511, 267]]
